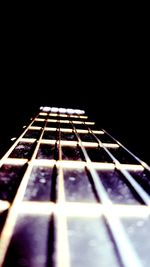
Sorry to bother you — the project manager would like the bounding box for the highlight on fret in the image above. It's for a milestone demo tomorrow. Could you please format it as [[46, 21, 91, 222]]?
[[0, 106, 150, 267]]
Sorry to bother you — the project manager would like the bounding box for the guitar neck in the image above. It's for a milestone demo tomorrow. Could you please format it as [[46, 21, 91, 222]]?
[[0, 106, 150, 267]]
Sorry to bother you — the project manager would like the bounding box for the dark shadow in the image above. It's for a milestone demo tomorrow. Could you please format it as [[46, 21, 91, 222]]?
[[0, 209, 8, 234], [50, 166, 57, 202], [54, 142, 58, 160], [46, 215, 56, 267]]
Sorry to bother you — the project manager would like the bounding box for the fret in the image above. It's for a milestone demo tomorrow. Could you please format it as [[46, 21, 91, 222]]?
[[20, 137, 37, 143], [35, 118, 45, 121], [39, 112, 48, 116], [29, 126, 42, 130], [0, 106, 150, 267]]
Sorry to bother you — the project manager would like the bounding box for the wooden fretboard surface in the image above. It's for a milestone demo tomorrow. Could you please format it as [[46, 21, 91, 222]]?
[[0, 107, 150, 267]]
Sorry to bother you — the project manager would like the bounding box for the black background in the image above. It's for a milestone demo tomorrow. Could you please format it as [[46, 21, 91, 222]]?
[[0, 10, 149, 165]]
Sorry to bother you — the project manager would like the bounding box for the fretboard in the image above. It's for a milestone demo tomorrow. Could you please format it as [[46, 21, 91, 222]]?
[[0, 106, 150, 267]]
